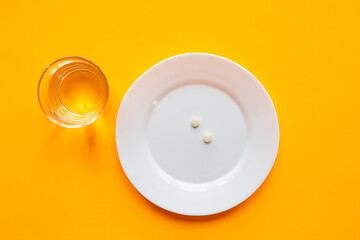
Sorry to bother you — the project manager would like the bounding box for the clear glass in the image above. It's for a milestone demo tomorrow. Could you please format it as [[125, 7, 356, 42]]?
[[38, 56, 109, 128]]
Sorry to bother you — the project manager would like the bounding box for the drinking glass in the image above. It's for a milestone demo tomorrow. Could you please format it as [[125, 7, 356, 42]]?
[[38, 56, 109, 128]]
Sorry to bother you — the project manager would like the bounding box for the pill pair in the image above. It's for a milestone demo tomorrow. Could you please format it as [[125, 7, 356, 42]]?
[[190, 118, 212, 144]]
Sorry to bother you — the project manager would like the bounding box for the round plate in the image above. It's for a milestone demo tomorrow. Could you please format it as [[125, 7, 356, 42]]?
[[116, 53, 279, 216]]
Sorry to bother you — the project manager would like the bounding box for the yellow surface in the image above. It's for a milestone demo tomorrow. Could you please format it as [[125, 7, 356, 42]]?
[[0, 0, 359, 239]]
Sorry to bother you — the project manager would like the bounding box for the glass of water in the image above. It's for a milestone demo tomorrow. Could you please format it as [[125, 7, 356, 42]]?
[[38, 56, 109, 128]]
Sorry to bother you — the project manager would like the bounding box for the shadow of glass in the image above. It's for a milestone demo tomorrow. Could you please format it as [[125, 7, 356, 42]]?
[[44, 115, 113, 165]]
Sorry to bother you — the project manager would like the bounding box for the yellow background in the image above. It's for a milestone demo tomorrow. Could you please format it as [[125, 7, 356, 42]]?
[[0, 0, 359, 239]]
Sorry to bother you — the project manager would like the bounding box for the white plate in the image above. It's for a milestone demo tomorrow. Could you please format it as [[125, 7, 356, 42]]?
[[116, 53, 279, 216]]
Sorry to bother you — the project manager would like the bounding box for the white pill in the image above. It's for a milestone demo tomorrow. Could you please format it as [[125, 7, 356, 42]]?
[[191, 118, 200, 128], [203, 133, 212, 143]]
